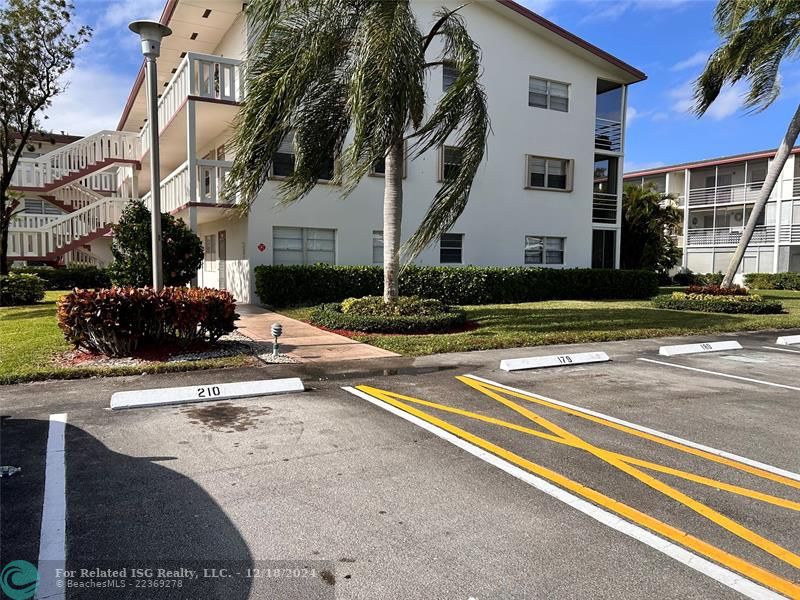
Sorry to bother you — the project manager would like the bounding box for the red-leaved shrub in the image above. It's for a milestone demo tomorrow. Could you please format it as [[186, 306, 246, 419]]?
[[686, 284, 748, 296], [57, 287, 238, 357]]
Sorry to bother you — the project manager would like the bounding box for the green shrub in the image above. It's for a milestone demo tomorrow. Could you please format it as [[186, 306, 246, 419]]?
[[0, 273, 46, 306], [744, 272, 800, 290], [107, 200, 203, 287], [11, 265, 111, 290], [310, 301, 466, 333], [341, 295, 446, 316], [254, 265, 659, 307], [57, 287, 239, 356], [671, 271, 724, 286], [653, 291, 783, 314]]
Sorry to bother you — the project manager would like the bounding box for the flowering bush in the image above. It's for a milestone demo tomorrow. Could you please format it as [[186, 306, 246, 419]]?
[[57, 287, 238, 356], [653, 291, 782, 314]]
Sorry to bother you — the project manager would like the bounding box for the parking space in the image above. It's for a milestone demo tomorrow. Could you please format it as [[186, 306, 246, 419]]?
[[1, 329, 799, 599]]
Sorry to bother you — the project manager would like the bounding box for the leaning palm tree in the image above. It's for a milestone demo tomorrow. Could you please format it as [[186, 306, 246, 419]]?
[[695, 0, 800, 288], [225, 0, 489, 302]]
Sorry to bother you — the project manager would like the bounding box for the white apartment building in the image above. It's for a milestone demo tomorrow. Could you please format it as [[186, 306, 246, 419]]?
[[624, 150, 800, 277], [8, 0, 644, 302]]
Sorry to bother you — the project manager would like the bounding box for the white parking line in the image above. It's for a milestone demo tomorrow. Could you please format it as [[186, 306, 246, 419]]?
[[344, 385, 784, 600], [762, 345, 800, 355], [638, 358, 800, 392], [36, 413, 67, 600]]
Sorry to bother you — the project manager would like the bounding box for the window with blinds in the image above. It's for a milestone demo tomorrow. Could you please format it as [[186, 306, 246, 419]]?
[[439, 146, 463, 181], [272, 135, 295, 178], [526, 156, 571, 191], [443, 62, 458, 91], [273, 227, 336, 265], [525, 236, 565, 265], [439, 233, 464, 264], [372, 230, 383, 264], [528, 77, 569, 112]]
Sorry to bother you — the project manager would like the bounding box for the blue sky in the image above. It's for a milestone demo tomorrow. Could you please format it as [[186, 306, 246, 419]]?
[[50, 0, 800, 172]]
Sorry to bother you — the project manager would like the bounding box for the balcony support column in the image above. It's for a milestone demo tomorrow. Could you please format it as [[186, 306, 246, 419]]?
[[682, 169, 690, 269]]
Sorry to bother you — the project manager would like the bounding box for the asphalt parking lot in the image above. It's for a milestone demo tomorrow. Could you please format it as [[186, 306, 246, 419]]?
[[1, 329, 798, 599]]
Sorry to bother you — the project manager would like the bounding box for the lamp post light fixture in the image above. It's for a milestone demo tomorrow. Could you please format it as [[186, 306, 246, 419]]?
[[129, 20, 172, 291]]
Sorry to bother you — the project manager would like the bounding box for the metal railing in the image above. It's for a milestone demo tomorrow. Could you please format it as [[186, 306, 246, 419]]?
[[687, 181, 765, 207], [592, 192, 618, 224], [595, 118, 622, 153], [685, 225, 775, 247], [62, 247, 106, 267], [197, 159, 233, 204], [780, 223, 800, 243], [140, 52, 243, 157], [54, 184, 105, 210]]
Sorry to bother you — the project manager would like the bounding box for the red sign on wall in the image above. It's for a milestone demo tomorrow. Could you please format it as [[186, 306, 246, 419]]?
[[257, 243, 266, 252]]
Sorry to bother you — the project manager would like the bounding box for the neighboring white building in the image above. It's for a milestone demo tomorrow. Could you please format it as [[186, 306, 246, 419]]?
[[8, 0, 644, 302], [624, 149, 800, 277]]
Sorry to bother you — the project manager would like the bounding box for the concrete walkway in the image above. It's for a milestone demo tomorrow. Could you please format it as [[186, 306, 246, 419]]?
[[236, 305, 399, 363]]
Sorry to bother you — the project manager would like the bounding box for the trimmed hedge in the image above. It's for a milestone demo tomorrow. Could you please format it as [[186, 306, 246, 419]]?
[[0, 273, 46, 306], [653, 292, 783, 314], [255, 265, 660, 307], [11, 266, 111, 290], [744, 272, 800, 291], [57, 287, 239, 357], [310, 302, 466, 333]]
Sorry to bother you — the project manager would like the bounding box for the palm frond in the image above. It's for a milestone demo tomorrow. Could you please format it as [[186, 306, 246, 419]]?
[[403, 7, 490, 259], [695, 1, 800, 114]]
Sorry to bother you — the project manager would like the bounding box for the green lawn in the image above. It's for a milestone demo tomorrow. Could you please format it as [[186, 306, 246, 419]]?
[[278, 289, 800, 356], [0, 291, 252, 385]]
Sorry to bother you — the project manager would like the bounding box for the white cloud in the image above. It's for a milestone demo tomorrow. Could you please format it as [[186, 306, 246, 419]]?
[[100, 0, 164, 28], [671, 51, 709, 72], [669, 79, 745, 120], [44, 62, 134, 135], [626, 106, 640, 127], [579, 0, 691, 22], [519, 0, 557, 16]]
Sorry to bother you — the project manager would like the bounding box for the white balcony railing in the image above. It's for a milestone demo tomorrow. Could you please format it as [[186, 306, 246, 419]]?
[[595, 118, 622, 153], [9, 131, 139, 188], [592, 192, 618, 224], [8, 198, 127, 258], [9, 214, 61, 229], [780, 223, 800, 243], [687, 182, 765, 207], [140, 53, 243, 157], [686, 225, 775, 247], [142, 160, 234, 214]]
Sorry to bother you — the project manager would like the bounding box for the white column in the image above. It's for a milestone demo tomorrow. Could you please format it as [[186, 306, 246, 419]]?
[[682, 168, 690, 269], [187, 98, 198, 231]]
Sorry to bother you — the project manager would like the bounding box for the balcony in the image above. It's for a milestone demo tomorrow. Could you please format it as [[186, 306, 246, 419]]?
[[687, 182, 764, 207], [592, 192, 618, 224], [779, 224, 800, 244], [594, 118, 621, 153], [139, 52, 243, 158], [143, 159, 234, 215], [686, 225, 775, 247]]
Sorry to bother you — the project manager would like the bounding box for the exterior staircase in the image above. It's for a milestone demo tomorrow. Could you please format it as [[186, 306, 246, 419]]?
[[8, 130, 140, 266]]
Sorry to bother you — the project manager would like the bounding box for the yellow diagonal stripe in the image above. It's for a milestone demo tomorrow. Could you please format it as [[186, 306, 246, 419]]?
[[461, 377, 800, 570], [374, 388, 800, 512], [357, 384, 800, 599], [462, 378, 800, 492]]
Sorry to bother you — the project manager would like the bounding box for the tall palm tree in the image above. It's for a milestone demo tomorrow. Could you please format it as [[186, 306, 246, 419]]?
[[695, 0, 800, 288], [226, 0, 489, 302], [620, 183, 682, 274]]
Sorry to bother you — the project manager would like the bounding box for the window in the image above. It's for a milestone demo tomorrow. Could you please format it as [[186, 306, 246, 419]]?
[[273, 227, 335, 265], [439, 146, 463, 181], [443, 62, 458, 91], [525, 236, 565, 265], [528, 77, 569, 112], [527, 156, 571, 190], [272, 135, 295, 178], [440, 233, 463, 264], [372, 230, 383, 264], [203, 234, 217, 271], [24, 198, 61, 215]]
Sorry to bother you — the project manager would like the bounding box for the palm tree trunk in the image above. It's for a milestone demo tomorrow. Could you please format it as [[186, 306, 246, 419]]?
[[382, 141, 404, 303], [722, 102, 800, 288]]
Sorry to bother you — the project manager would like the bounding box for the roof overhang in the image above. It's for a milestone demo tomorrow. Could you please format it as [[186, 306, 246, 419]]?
[[624, 147, 800, 179], [492, 0, 646, 85], [117, 0, 242, 133]]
